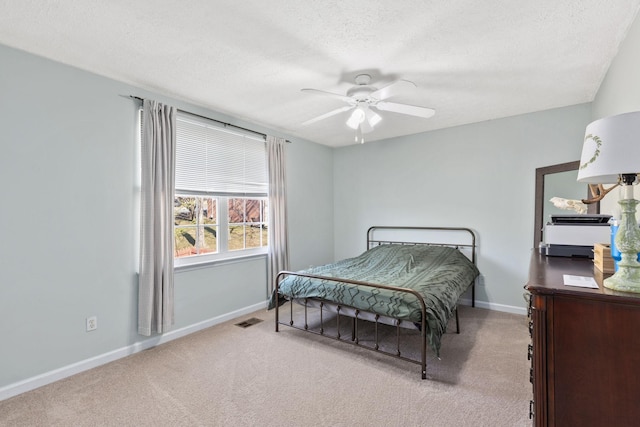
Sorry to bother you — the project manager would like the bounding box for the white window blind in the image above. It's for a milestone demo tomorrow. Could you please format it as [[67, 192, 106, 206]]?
[[175, 113, 267, 197]]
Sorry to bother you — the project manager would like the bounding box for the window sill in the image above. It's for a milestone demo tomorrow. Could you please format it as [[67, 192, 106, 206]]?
[[174, 253, 267, 273]]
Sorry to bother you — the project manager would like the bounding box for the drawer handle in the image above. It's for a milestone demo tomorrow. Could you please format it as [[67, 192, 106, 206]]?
[[529, 400, 535, 419], [528, 320, 533, 336]]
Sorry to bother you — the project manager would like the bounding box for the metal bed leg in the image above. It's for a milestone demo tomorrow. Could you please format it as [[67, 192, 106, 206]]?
[[374, 314, 380, 350], [421, 321, 427, 380], [289, 298, 294, 326], [472, 283, 476, 308], [275, 293, 279, 332], [455, 307, 460, 334], [352, 310, 359, 342], [395, 320, 401, 356]]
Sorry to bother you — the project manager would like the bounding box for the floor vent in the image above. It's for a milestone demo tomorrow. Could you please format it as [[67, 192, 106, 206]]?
[[235, 317, 263, 328]]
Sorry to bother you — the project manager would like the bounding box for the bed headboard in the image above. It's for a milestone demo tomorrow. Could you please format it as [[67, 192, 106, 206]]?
[[366, 226, 477, 264]]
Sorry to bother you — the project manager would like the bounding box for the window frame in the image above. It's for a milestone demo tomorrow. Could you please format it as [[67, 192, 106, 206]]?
[[172, 112, 269, 269]]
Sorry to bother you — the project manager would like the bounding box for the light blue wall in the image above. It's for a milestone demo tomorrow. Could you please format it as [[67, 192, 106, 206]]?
[[592, 12, 640, 119], [591, 12, 640, 216], [333, 104, 592, 310], [0, 44, 334, 390], [286, 139, 335, 270]]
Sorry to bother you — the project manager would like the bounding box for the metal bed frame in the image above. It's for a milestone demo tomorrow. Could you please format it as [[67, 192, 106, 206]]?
[[274, 226, 477, 379]]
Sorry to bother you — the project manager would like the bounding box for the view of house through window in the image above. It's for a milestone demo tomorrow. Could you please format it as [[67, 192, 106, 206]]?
[[227, 198, 268, 251], [174, 196, 268, 258]]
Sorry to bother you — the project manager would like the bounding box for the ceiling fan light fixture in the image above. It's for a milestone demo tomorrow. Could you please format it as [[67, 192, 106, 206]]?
[[301, 74, 435, 144], [346, 107, 366, 129], [357, 125, 364, 144], [366, 109, 382, 127]]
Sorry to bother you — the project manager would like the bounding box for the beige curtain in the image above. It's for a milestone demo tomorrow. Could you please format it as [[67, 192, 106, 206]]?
[[138, 99, 176, 336], [266, 136, 290, 294]]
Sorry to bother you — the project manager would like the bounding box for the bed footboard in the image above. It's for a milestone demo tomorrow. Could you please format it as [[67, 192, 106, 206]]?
[[275, 271, 432, 379]]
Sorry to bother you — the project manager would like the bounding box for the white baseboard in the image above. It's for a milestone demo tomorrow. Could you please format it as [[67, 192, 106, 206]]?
[[0, 301, 267, 402], [458, 297, 527, 316]]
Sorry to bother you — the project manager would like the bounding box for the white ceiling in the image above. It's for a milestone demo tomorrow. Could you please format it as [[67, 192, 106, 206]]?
[[1, 1, 639, 147]]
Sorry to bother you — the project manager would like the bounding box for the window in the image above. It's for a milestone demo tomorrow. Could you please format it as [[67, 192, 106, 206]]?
[[174, 196, 218, 257], [227, 198, 268, 251], [173, 113, 268, 267]]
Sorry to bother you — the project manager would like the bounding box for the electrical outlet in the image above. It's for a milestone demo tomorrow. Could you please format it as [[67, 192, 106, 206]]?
[[86, 316, 97, 332]]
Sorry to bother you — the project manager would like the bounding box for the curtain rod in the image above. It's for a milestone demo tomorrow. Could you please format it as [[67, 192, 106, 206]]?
[[128, 95, 291, 143]]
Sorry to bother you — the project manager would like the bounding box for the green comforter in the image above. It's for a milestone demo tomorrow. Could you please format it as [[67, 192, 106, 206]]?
[[270, 244, 479, 355]]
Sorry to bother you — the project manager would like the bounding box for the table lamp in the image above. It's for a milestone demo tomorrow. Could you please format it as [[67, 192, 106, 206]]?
[[577, 111, 640, 292]]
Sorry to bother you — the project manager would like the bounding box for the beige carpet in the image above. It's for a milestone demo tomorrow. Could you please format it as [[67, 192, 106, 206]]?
[[0, 306, 532, 426]]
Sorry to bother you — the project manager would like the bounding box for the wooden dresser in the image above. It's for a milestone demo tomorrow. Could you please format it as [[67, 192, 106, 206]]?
[[525, 252, 640, 426]]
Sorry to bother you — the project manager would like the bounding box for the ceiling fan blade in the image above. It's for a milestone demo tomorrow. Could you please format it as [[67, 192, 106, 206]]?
[[370, 79, 416, 100], [301, 88, 353, 104], [302, 105, 353, 126], [375, 101, 435, 118]]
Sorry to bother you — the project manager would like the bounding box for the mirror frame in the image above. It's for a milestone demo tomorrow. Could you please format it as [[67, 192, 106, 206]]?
[[533, 160, 599, 248]]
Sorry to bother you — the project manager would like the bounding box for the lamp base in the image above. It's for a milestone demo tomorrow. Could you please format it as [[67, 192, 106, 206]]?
[[604, 269, 640, 293], [605, 196, 640, 293]]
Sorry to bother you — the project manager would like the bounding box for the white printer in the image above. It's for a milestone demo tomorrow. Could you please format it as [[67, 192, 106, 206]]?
[[543, 214, 612, 258]]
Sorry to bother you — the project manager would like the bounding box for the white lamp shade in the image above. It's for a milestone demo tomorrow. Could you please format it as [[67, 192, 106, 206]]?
[[577, 111, 640, 184]]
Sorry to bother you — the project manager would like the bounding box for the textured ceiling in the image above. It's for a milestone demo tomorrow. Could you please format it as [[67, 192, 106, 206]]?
[[1, 1, 639, 147]]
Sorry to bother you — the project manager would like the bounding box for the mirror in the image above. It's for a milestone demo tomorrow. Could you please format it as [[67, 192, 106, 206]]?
[[533, 161, 599, 248]]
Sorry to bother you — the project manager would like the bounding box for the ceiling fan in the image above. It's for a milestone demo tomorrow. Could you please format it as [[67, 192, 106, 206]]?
[[301, 74, 435, 143]]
